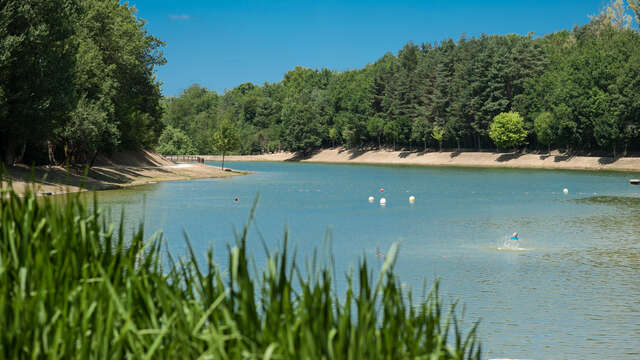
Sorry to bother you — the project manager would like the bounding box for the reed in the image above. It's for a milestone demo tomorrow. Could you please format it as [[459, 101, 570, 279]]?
[[0, 184, 481, 359]]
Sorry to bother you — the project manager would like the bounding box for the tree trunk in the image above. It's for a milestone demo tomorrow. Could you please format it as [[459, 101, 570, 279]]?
[[4, 136, 16, 167], [48, 140, 57, 165], [89, 151, 99, 168], [423, 139, 427, 151], [378, 135, 381, 149], [16, 142, 26, 164], [64, 142, 74, 165]]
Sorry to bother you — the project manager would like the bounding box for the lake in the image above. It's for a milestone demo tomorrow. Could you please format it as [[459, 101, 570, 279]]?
[[93, 161, 640, 359]]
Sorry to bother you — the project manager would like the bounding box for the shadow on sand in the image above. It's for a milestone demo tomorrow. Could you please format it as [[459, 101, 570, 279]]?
[[496, 152, 524, 162]]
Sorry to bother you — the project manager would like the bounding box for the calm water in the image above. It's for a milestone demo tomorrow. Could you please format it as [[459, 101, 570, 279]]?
[[93, 162, 640, 359]]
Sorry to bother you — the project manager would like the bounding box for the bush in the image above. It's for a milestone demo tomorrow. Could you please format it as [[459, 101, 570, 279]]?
[[489, 112, 528, 150], [0, 183, 481, 359]]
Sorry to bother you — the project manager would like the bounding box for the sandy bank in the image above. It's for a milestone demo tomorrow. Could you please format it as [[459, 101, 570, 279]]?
[[3, 150, 246, 196], [202, 148, 640, 173]]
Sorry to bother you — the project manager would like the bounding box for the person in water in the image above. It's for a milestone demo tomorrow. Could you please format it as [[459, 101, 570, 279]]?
[[511, 232, 519, 241]]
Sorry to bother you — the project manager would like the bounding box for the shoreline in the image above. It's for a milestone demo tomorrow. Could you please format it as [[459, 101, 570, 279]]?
[[3, 163, 247, 196], [201, 148, 640, 173]]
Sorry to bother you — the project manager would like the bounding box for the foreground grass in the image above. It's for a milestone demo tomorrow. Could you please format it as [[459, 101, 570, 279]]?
[[0, 184, 481, 359]]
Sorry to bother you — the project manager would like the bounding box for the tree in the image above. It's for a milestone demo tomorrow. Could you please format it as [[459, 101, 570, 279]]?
[[156, 126, 197, 156], [534, 112, 555, 152], [366, 116, 385, 148], [630, 0, 640, 25], [281, 95, 323, 153], [329, 127, 343, 148], [592, 92, 623, 157], [411, 118, 430, 151], [213, 119, 239, 170], [149, 17, 640, 156], [383, 121, 400, 150], [431, 125, 445, 152], [593, 0, 634, 29], [0, 0, 78, 166], [63, 97, 121, 166], [162, 85, 220, 153], [489, 112, 528, 150]]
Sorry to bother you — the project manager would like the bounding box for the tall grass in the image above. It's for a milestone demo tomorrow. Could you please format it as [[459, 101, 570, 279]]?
[[0, 184, 481, 359]]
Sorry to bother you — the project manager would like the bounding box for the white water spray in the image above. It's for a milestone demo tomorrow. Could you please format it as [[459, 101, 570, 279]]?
[[497, 236, 527, 251]]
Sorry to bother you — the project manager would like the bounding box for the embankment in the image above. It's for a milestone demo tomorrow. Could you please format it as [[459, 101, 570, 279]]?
[[202, 148, 640, 172], [3, 150, 245, 196]]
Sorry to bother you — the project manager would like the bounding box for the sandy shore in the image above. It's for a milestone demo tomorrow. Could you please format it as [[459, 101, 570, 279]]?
[[3, 150, 246, 196], [202, 148, 640, 173]]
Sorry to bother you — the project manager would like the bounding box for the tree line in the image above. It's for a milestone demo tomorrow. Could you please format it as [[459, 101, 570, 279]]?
[[0, 0, 165, 166], [160, 0, 640, 157]]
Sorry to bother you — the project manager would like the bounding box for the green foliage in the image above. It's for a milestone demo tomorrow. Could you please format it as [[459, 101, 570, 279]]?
[[0, 0, 165, 165], [6, 1, 640, 160], [534, 112, 555, 149], [159, 2, 640, 156], [0, 0, 78, 165], [383, 121, 400, 150], [411, 118, 431, 150], [78, 0, 165, 151], [0, 185, 482, 359], [213, 119, 240, 154], [366, 116, 385, 148], [213, 118, 239, 169], [281, 94, 324, 153], [162, 85, 220, 153], [155, 125, 197, 155], [328, 126, 339, 147], [489, 112, 528, 150], [431, 125, 445, 151]]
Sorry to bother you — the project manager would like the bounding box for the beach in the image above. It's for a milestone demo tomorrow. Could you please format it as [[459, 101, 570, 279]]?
[[202, 148, 640, 172]]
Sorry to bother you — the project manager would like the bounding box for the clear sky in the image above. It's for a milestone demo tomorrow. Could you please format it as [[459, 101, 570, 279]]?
[[128, 0, 607, 96]]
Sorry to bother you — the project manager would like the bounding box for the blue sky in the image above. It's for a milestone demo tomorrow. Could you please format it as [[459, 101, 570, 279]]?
[[128, 0, 607, 96]]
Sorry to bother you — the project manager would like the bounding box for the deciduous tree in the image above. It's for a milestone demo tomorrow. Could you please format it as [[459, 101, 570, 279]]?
[[489, 112, 528, 150], [213, 119, 239, 170]]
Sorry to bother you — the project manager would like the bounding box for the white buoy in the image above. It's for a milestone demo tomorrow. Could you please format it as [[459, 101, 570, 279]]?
[[368, 196, 375, 203], [379, 197, 387, 206], [563, 188, 569, 194], [409, 195, 415, 203]]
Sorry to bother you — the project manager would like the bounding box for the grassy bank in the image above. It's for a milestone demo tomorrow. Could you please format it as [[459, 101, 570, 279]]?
[[0, 185, 480, 359]]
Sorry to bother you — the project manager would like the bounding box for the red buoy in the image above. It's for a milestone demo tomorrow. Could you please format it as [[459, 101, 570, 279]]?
[[234, 197, 239, 202], [380, 188, 384, 193]]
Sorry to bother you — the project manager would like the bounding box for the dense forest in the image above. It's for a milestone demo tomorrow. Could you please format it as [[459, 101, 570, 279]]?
[[160, 0, 640, 157], [3, 1, 640, 164], [0, 0, 164, 166]]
